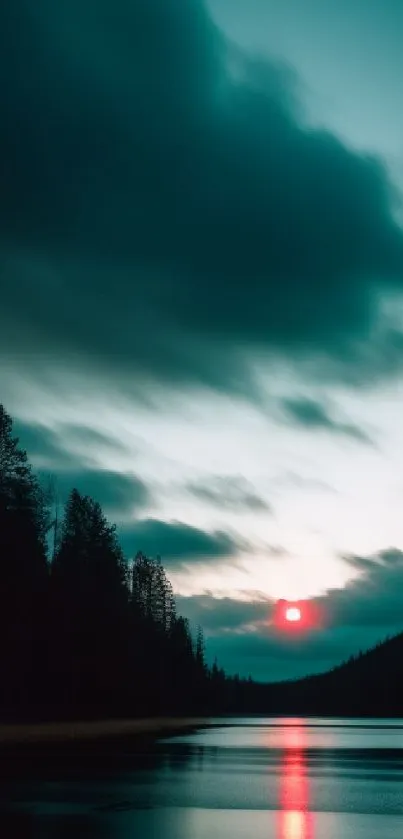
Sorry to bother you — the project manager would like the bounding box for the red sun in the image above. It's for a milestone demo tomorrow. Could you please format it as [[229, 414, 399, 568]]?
[[273, 599, 322, 632], [285, 606, 301, 622]]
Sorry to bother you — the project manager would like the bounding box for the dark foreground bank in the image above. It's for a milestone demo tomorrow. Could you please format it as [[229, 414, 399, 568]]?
[[0, 717, 210, 779], [0, 717, 209, 746]]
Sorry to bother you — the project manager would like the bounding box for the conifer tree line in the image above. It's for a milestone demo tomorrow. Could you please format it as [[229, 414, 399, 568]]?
[[0, 404, 252, 721], [6, 400, 400, 721]]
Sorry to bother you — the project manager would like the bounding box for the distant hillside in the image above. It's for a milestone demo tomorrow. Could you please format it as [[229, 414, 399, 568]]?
[[262, 631, 403, 716]]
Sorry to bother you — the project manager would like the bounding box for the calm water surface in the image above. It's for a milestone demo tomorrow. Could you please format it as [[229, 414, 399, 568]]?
[[3, 717, 403, 837]]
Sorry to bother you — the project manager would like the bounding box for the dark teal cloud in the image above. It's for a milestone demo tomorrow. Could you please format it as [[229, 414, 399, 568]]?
[[13, 421, 75, 471], [324, 549, 403, 629], [14, 420, 150, 518], [53, 470, 150, 518], [1, 0, 403, 396], [177, 593, 270, 632], [280, 397, 373, 444], [119, 518, 248, 564], [14, 420, 130, 469], [186, 475, 271, 513]]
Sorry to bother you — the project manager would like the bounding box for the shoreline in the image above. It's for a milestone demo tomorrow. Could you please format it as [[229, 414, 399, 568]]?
[[0, 717, 209, 748]]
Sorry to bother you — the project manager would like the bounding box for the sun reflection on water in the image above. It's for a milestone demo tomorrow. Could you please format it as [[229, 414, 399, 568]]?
[[277, 720, 315, 839]]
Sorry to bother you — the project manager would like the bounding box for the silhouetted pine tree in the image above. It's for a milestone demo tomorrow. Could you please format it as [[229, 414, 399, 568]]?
[[0, 405, 48, 715], [128, 552, 176, 712], [192, 625, 209, 710], [50, 490, 128, 717], [195, 625, 206, 671], [168, 615, 196, 712]]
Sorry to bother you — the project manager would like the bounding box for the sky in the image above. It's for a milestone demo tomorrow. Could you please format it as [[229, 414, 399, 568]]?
[[2, 0, 403, 680]]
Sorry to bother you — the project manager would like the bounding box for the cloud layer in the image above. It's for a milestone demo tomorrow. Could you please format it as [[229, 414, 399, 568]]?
[[119, 518, 248, 567], [2, 0, 403, 397], [187, 475, 271, 512], [3, 0, 403, 684], [178, 547, 403, 679], [280, 396, 373, 443], [15, 420, 150, 517]]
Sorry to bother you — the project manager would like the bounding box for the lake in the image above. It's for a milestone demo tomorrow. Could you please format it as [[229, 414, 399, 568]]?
[[3, 717, 403, 837]]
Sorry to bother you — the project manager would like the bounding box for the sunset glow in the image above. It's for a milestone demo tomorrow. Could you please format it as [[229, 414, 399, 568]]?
[[273, 599, 323, 633], [285, 607, 301, 622], [278, 721, 314, 839]]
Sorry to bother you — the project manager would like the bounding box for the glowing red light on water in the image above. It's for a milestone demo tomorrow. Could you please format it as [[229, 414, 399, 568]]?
[[277, 723, 315, 839]]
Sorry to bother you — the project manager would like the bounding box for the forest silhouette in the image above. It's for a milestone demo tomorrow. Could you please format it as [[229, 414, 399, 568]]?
[[1, 403, 402, 722], [0, 404, 252, 721]]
